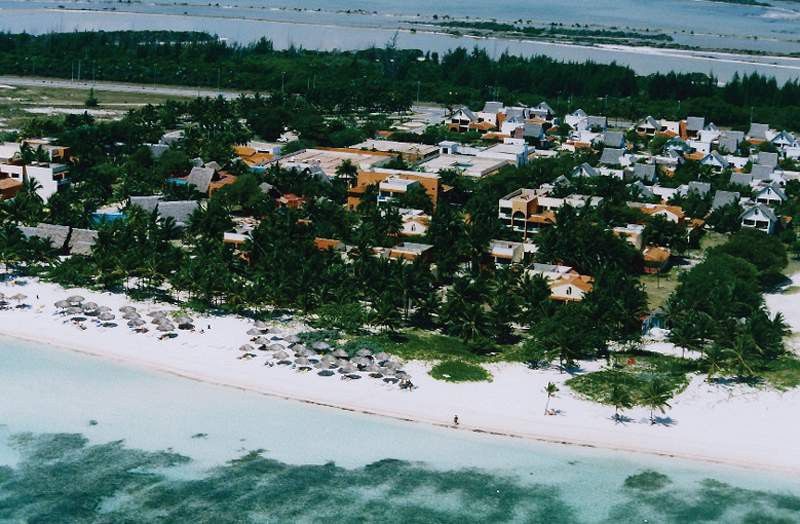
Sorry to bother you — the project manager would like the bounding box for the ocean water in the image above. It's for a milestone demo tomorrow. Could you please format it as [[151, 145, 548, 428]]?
[[1, 335, 799, 523], [0, 1, 799, 82]]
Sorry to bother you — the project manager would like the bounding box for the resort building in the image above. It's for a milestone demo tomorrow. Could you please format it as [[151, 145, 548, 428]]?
[[273, 148, 393, 181], [350, 140, 439, 163], [347, 169, 442, 210], [498, 188, 603, 237]]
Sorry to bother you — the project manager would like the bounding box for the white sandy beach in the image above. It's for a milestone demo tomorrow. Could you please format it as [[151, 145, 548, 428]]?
[[2, 276, 799, 475]]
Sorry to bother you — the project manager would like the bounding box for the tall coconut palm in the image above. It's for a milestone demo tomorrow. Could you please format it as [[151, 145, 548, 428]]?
[[544, 382, 559, 415], [608, 382, 633, 423], [642, 380, 672, 425]]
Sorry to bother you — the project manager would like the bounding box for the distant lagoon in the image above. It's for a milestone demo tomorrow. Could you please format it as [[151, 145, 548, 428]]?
[[1, 336, 799, 522], [0, 0, 799, 83]]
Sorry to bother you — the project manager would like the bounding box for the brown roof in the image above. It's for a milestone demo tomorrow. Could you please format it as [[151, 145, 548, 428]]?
[[314, 238, 344, 251], [643, 246, 671, 263]]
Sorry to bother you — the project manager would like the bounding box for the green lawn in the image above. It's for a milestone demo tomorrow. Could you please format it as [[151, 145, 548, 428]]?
[[639, 270, 681, 311], [349, 329, 479, 361], [430, 361, 492, 382], [566, 351, 699, 404]]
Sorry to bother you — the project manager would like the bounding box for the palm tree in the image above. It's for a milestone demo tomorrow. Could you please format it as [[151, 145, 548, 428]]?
[[335, 159, 358, 188], [544, 382, 559, 415], [641, 380, 672, 425], [608, 382, 633, 423]]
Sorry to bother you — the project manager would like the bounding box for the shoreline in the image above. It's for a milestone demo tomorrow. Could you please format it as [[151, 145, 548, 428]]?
[[2, 278, 800, 477], [3, 329, 798, 477]]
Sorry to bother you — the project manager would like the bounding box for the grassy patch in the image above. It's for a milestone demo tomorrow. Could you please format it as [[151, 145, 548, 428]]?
[[761, 356, 800, 390], [639, 271, 681, 310], [430, 361, 492, 383], [566, 351, 699, 404], [350, 329, 478, 361]]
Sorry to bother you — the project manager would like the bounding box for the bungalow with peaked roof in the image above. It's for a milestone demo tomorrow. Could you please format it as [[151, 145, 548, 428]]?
[[750, 164, 775, 181], [635, 116, 661, 136], [748, 123, 770, 143], [627, 163, 658, 183], [684, 117, 705, 140], [728, 173, 753, 188], [711, 190, 740, 211], [718, 135, 740, 155], [448, 107, 478, 133], [687, 181, 711, 197], [740, 204, 778, 234], [753, 184, 787, 207], [757, 151, 779, 168], [700, 151, 729, 173], [603, 131, 626, 149], [523, 123, 545, 143], [314, 238, 346, 252], [571, 162, 598, 178], [770, 131, 798, 149], [185, 166, 215, 194], [599, 147, 627, 167]]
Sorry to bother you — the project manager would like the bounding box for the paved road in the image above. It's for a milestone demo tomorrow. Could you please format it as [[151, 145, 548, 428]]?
[[0, 75, 247, 100]]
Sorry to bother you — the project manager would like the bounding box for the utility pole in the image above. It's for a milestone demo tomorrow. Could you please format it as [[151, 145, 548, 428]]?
[[77, 60, 81, 82], [416, 80, 421, 104], [281, 71, 286, 94], [217, 67, 221, 94]]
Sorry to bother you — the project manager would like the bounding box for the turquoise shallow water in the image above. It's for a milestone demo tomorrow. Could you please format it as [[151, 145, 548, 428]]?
[[1, 335, 799, 523]]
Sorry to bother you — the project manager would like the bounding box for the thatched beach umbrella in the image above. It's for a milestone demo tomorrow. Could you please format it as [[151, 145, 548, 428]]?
[[239, 344, 255, 353], [267, 343, 284, 352], [54, 300, 70, 309], [65, 306, 82, 315], [9, 293, 27, 304], [119, 305, 137, 313], [294, 357, 312, 368], [147, 310, 167, 318], [67, 295, 85, 304], [285, 334, 300, 344], [123, 311, 141, 320], [175, 316, 194, 330], [374, 352, 391, 362], [312, 341, 331, 352], [128, 318, 146, 328], [332, 349, 348, 358], [338, 362, 357, 374], [315, 360, 332, 370], [98, 312, 115, 322], [253, 336, 270, 346], [246, 328, 262, 337], [352, 357, 371, 368], [253, 320, 268, 330], [366, 363, 383, 378], [96, 305, 112, 313], [273, 349, 290, 360], [355, 348, 373, 358], [157, 323, 175, 332]]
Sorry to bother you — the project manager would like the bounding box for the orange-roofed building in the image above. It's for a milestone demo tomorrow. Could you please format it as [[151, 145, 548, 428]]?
[[314, 238, 345, 252], [549, 274, 594, 302], [0, 177, 22, 200], [643, 246, 671, 274], [277, 193, 306, 209]]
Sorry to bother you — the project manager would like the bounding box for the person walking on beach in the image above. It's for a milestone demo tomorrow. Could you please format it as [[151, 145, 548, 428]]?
[[453, 415, 459, 426]]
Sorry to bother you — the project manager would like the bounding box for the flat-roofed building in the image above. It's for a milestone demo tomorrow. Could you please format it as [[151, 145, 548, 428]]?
[[419, 154, 510, 178], [498, 188, 603, 237], [273, 148, 392, 180], [350, 140, 439, 163]]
